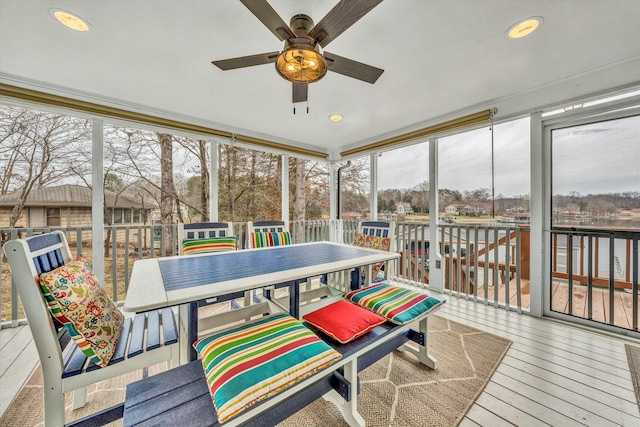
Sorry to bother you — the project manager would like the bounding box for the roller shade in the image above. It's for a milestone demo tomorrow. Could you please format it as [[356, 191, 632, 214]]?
[[341, 109, 494, 157], [0, 83, 329, 159]]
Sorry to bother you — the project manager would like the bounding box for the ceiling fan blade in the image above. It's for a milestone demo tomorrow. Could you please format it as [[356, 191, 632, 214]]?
[[292, 83, 308, 103], [324, 51, 384, 84], [239, 0, 296, 41], [308, 0, 383, 48], [212, 51, 279, 70]]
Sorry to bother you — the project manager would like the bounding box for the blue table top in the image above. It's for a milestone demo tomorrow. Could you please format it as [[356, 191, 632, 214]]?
[[158, 242, 376, 292]]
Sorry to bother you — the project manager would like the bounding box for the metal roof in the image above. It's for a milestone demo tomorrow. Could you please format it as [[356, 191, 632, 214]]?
[[0, 185, 157, 209]]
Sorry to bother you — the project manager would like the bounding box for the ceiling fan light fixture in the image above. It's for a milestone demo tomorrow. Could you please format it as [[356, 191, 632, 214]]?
[[275, 44, 327, 83], [507, 16, 543, 39], [49, 8, 91, 32]]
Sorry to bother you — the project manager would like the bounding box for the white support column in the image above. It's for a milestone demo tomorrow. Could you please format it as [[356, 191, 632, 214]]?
[[281, 154, 289, 224], [529, 112, 544, 317], [428, 138, 444, 292], [369, 153, 377, 220], [329, 161, 339, 242], [91, 119, 105, 285], [209, 140, 218, 221]]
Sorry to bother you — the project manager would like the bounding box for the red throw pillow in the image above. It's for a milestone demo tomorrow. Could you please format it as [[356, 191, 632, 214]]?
[[303, 300, 386, 344]]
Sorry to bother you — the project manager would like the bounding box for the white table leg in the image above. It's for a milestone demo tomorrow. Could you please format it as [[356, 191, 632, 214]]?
[[399, 317, 437, 369], [322, 359, 366, 427], [178, 304, 191, 364]]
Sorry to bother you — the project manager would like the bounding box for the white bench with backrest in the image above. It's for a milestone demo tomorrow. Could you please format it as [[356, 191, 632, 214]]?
[[3, 231, 179, 426]]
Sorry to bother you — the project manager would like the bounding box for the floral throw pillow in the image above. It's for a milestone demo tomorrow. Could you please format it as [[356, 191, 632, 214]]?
[[352, 233, 392, 277], [39, 257, 124, 367]]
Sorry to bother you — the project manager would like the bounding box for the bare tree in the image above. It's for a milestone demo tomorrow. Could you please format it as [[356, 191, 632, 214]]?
[[292, 158, 306, 241], [217, 144, 282, 222], [158, 132, 177, 255], [0, 105, 91, 226]]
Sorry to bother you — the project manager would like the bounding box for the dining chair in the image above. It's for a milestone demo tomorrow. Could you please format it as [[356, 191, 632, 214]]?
[[177, 222, 249, 333], [2, 231, 179, 426], [350, 220, 396, 288], [246, 220, 290, 248], [246, 220, 304, 301]]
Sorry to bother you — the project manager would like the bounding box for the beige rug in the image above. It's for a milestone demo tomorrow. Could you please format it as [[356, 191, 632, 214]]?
[[626, 344, 640, 412], [1, 316, 511, 427]]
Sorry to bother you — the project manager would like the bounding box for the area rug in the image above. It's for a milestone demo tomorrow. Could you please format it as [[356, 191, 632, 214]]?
[[0, 316, 511, 427], [625, 344, 640, 412]]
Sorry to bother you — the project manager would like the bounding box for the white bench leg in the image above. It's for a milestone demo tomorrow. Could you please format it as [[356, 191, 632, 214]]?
[[322, 359, 366, 427], [72, 386, 87, 409]]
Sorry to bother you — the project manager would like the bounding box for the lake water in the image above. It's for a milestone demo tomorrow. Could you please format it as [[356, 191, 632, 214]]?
[[555, 217, 640, 230]]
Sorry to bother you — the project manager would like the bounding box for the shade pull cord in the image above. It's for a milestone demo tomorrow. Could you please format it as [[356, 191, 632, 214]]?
[[490, 118, 495, 217]]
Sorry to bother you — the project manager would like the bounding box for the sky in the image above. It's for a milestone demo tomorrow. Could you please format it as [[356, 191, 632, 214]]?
[[551, 115, 639, 195], [378, 117, 531, 196], [377, 114, 639, 197]]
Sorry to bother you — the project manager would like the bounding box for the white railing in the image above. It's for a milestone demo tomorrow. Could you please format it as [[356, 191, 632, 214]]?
[[390, 222, 530, 314], [550, 227, 639, 331], [1, 220, 527, 327]]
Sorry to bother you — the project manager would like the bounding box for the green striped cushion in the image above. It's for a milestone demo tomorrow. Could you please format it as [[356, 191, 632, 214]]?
[[250, 231, 291, 248], [182, 236, 236, 255], [345, 283, 444, 325], [193, 313, 342, 423]]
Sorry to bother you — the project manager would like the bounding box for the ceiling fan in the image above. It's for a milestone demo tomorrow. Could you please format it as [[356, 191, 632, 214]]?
[[212, 0, 385, 104]]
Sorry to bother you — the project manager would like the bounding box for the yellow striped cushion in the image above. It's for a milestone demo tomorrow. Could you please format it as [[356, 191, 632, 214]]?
[[193, 313, 341, 423], [182, 236, 236, 255], [346, 283, 444, 325]]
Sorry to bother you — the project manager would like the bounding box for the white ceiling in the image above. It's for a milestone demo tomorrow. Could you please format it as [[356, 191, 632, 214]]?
[[1, 0, 639, 159]]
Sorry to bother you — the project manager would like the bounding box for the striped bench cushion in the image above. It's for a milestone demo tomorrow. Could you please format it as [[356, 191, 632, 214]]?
[[193, 313, 342, 423], [182, 236, 236, 255], [250, 231, 291, 248], [345, 283, 444, 325]]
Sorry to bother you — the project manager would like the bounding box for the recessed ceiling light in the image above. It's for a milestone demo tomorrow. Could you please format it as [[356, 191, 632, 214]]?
[[507, 16, 542, 39], [49, 8, 91, 32], [329, 114, 343, 122], [564, 104, 583, 112]]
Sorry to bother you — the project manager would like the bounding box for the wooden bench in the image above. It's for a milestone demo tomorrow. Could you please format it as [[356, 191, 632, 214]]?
[[123, 319, 429, 427], [3, 231, 180, 427]]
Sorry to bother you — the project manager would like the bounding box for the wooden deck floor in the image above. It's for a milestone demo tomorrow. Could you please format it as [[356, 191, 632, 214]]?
[[467, 278, 639, 332], [2, 294, 640, 426]]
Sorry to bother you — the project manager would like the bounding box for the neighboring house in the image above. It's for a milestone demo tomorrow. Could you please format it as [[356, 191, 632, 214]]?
[[460, 205, 480, 216], [395, 202, 413, 215], [445, 204, 461, 215], [0, 184, 157, 228]]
